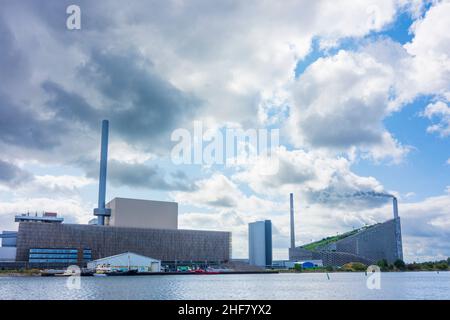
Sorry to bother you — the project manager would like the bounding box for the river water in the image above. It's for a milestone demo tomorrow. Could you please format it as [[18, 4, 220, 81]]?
[[0, 272, 449, 300]]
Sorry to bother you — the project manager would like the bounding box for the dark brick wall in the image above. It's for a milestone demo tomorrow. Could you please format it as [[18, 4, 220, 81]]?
[[16, 223, 231, 264]]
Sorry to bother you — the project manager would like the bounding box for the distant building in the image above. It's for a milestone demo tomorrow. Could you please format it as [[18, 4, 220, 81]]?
[[289, 218, 403, 266], [288, 194, 403, 267], [248, 220, 272, 268], [14, 212, 64, 224]]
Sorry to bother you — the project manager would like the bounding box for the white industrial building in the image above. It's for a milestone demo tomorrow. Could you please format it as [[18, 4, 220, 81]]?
[[105, 197, 178, 230], [87, 252, 161, 272]]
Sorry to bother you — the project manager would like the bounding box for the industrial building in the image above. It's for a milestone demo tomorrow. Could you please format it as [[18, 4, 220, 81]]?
[[248, 220, 272, 268], [288, 194, 403, 267], [87, 252, 161, 273], [0, 120, 231, 269]]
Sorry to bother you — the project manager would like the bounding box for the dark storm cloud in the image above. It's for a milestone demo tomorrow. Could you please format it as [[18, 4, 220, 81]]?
[[79, 158, 196, 191], [0, 16, 29, 87], [41, 49, 201, 149], [0, 94, 63, 149], [0, 159, 33, 186]]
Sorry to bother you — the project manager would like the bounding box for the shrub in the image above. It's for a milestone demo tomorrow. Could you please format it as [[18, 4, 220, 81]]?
[[436, 262, 448, 271], [394, 259, 406, 270], [342, 262, 367, 272]]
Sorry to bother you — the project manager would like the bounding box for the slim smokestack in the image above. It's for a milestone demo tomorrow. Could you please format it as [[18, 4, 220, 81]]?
[[393, 197, 399, 219], [392, 196, 403, 260], [93, 120, 111, 225], [290, 193, 295, 249]]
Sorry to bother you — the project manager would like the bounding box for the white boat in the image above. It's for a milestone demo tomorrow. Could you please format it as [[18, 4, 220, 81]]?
[[93, 273, 107, 277]]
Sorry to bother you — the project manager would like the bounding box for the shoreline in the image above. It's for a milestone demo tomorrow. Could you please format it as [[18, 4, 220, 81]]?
[[1, 269, 448, 277]]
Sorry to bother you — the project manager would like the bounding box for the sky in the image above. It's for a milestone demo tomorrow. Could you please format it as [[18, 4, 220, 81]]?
[[0, 0, 449, 262]]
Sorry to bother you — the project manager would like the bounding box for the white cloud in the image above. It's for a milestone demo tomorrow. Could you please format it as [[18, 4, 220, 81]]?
[[287, 47, 411, 163], [421, 101, 450, 137], [0, 197, 93, 231], [404, 1, 450, 101]]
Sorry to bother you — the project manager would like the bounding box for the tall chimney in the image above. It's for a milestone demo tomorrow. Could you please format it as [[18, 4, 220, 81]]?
[[393, 197, 399, 219], [93, 120, 111, 225], [290, 193, 295, 249], [392, 196, 403, 260]]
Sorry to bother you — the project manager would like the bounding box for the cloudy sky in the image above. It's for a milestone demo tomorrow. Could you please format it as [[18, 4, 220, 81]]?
[[0, 0, 449, 262]]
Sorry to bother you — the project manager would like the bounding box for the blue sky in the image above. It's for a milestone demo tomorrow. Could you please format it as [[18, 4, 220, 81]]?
[[0, 0, 449, 262]]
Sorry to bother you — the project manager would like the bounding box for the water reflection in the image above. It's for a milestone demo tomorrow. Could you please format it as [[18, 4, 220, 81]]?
[[0, 272, 449, 300]]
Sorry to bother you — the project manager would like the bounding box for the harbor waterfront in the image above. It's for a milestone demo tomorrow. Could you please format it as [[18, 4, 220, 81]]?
[[1, 272, 449, 300]]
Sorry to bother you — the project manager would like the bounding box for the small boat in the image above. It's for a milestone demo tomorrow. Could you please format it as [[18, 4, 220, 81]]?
[[93, 273, 107, 277], [106, 269, 139, 276], [190, 269, 220, 275]]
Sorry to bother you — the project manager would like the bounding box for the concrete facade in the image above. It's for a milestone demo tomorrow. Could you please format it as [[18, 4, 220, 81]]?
[[106, 197, 178, 230], [289, 219, 403, 266], [16, 222, 231, 266], [248, 220, 272, 267]]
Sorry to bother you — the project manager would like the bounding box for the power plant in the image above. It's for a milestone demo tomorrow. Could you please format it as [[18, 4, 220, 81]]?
[[0, 120, 231, 268], [288, 194, 404, 266], [0, 119, 404, 270]]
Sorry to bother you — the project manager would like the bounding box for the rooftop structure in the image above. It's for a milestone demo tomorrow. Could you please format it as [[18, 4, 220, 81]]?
[[106, 197, 178, 230], [14, 212, 64, 224]]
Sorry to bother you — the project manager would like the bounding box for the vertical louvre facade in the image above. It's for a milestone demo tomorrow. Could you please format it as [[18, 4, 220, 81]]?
[[16, 222, 231, 266]]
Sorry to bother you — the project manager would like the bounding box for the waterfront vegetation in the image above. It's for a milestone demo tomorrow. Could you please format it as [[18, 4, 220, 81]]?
[[0, 269, 41, 276], [278, 257, 450, 273]]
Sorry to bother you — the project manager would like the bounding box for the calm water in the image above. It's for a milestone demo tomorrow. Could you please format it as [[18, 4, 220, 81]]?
[[1, 272, 449, 300]]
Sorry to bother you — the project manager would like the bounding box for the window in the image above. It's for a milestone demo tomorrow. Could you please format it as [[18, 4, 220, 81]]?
[[28, 248, 85, 264]]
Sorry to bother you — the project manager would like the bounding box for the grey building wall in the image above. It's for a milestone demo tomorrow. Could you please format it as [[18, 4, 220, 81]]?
[[289, 218, 403, 266], [106, 198, 178, 230], [248, 221, 266, 266], [334, 219, 402, 264], [289, 247, 372, 266], [1, 231, 17, 247], [16, 222, 231, 265]]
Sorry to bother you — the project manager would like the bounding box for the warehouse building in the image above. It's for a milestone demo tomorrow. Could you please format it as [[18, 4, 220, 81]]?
[[87, 252, 161, 273]]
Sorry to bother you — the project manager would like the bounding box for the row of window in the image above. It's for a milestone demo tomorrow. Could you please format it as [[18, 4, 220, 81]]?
[[30, 253, 78, 259], [30, 248, 78, 254], [29, 248, 92, 253], [29, 259, 78, 263], [28, 248, 92, 262]]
